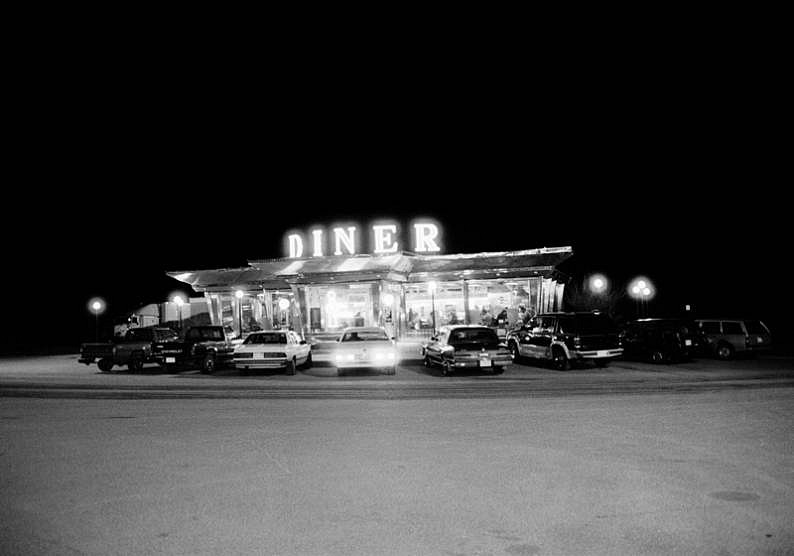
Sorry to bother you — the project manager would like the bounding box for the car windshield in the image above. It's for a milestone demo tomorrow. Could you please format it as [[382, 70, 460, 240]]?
[[448, 328, 499, 345], [244, 333, 287, 345], [341, 330, 389, 342], [744, 320, 769, 334], [189, 328, 225, 341], [560, 315, 618, 334]]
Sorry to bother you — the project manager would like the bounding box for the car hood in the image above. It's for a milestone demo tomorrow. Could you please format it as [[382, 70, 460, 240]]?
[[335, 340, 394, 350]]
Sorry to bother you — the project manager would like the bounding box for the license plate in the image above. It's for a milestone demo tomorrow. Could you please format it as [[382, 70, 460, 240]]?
[[166, 357, 176, 364], [480, 356, 492, 367], [684, 340, 692, 346]]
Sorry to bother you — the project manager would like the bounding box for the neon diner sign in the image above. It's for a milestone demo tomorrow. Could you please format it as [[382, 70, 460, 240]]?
[[285, 221, 442, 259]]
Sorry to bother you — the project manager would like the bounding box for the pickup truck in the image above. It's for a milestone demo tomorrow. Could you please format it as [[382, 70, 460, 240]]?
[[153, 325, 240, 373], [79, 327, 179, 372]]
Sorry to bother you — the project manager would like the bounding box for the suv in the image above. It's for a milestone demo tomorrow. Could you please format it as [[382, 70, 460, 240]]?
[[620, 318, 703, 363], [695, 319, 772, 360], [506, 312, 622, 370]]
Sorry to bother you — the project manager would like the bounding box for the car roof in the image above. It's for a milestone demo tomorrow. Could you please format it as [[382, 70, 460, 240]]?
[[537, 312, 607, 317], [695, 318, 751, 323], [340, 327, 387, 334]]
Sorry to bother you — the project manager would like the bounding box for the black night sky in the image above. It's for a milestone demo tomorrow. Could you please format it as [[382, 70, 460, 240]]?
[[1, 66, 790, 355]]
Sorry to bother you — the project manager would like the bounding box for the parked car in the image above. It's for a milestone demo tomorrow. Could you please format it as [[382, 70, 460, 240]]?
[[695, 319, 772, 360], [421, 325, 512, 376], [334, 326, 398, 375], [153, 325, 240, 373], [620, 318, 702, 363], [233, 330, 311, 375], [505, 312, 622, 370], [79, 327, 179, 372]]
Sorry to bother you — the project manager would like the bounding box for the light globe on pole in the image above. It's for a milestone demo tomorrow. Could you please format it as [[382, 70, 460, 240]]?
[[172, 295, 185, 331], [628, 277, 655, 317], [88, 297, 106, 342], [234, 289, 244, 336], [427, 281, 437, 336], [588, 274, 609, 295]]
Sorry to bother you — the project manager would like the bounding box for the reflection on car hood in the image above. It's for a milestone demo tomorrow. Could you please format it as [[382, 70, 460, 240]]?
[[235, 344, 289, 353], [335, 340, 394, 350]]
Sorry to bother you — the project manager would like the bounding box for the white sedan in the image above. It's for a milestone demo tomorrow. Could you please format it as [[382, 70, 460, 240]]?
[[333, 326, 397, 375], [233, 330, 311, 375]]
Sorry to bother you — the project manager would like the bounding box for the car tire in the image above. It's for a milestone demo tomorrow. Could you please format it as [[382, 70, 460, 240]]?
[[286, 358, 297, 375], [441, 360, 452, 376], [508, 341, 521, 362], [551, 347, 570, 371], [97, 358, 114, 373], [128, 358, 144, 373], [650, 351, 665, 364], [423, 355, 433, 368], [201, 354, 216, 374], [303, 352, 313, 369], [716, 342, 734, 360]]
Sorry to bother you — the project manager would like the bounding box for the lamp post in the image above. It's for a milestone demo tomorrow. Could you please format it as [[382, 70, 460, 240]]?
[[628, 277, 654, 318], [235, 290, 244, 337], [172, 295, 185, 331], [428, 281, 437, 337], [88, 298, 105, 342], [278, 297, 290, 329]]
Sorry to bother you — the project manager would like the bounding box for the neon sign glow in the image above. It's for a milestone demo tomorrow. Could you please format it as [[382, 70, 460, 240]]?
[[285, 220, 442, 259]]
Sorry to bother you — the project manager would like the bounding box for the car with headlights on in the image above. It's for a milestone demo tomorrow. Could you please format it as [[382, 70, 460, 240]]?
[[421, 325, 512, 376], [333, 326, 397, 375], [233, 330, 311, 375]]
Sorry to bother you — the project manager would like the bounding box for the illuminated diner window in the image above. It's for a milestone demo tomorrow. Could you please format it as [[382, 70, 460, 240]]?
[[302, 283, 376, 336]]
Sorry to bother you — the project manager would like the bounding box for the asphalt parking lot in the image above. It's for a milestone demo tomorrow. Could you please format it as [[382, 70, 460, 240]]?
[[2, 353, 793, 555], [1, 353, 793, 399]]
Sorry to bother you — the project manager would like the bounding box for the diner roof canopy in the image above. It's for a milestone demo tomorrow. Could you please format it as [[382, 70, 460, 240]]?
[[168, 247, 573, 292]]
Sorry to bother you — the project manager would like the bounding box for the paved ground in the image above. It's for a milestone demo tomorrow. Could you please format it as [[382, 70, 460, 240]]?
[[1, 355, 793, 555]]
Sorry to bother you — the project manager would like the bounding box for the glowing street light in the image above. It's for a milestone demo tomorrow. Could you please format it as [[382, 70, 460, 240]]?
[[588, 274, 609, 295], [88, 297, 105, 342], [428, 281, 437, 336], [628, 277, 655, 317], [235, 289, 244, 336], [172, 295, 185, 331]]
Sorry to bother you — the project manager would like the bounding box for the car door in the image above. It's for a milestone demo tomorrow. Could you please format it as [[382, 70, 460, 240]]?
[[425, 330, 447, 364], [515, 324, 534, 357], [721, 321, 746, 352], [291, 332, 310, 362], [524, 318, 548, 358], [527, 317, 555, 358]]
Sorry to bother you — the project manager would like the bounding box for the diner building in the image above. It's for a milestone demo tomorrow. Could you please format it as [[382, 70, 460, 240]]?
[[167, 246, 573, 343]]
